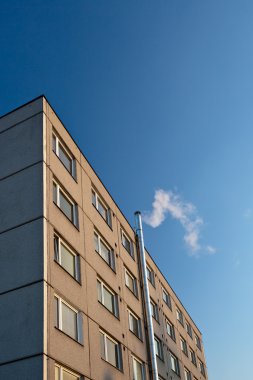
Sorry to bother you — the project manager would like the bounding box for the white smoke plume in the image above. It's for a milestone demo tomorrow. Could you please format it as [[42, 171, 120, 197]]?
[[143, 189, 216, 256]]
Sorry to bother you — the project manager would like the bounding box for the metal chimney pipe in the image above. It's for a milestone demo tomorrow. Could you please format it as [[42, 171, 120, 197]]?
[[135, 211, 159, 380]]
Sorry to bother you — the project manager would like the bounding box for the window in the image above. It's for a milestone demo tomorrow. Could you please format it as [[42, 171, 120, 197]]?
[[190, 348, 197, 366], [53, 180, 79, 227], [100, 330, 122, 370], [128, 309, 142, 339], [176, 307, 184, 326], [166, 319, 176, 341], [186, 321, 193, 338], [162, 287, 171, 309], [94, 231, 115, 270], [125, 268, 138, 297], [52, 133, 76, 178], [55, 364, 81, 380], [97, 279, 119, 317], [199, 359, 205, 377], [170, 352, 180, 376], [184, 368, 192, 380], [195, 334, 202, 350], [180, 336, 188, 356], [154, 336, 163, 360], [146, 264, 155, 287], [92, 189, 112, 227], [132, 356, 145, 380], [54, 234, 80, 281], [54, 295, 83, 343], [121, 229, 134, 258], [150, 299, 159, 322]]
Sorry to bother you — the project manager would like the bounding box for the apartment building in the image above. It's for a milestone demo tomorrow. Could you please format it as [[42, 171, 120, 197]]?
[[0, 96, 208, 380]]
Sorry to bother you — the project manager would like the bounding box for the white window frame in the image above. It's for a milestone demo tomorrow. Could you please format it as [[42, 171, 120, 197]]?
[[128, 309, 142, 339], [55, 363, 81, 380], [170, 352, 180, 376], [100, 329, 122, 370], [54, 233, 80, 281], [154, 336, 163, 360], [186, 321, 193, 338], [180, 335, 188, 356], [162, 287, 171, 308], [166, 319, 176, 341], [184, 368, 192, 380], [121, 229, 134, 258], [132, 355, 145, 380], [195, 334, 202, 350], [125, 267, 138, 297], [92, 189, 112, 227], [190, 348, 197, 366], [199, 359, 205, 376], [53, 180, 78, 227], [176, 307, 184, 326], [150, 298, 159, 322], [52, 132, 76, 178], [94, 230, 115, 270], [97, 278, 119, 317], [54, 295, 83, 344], [146, 264, 155, 287]]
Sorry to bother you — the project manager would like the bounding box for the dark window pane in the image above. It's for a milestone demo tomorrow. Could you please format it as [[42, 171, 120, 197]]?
[[59, 191, 73, 220]]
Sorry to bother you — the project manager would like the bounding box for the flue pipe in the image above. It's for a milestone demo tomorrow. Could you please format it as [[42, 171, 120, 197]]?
[[135, 211, 159, 380]]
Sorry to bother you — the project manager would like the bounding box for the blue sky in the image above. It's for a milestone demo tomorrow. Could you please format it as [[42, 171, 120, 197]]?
[[1, 1, 252, 378]]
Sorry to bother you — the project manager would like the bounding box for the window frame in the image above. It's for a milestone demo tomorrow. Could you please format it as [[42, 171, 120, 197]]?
[[97, 278, 119, 318], [184, 368, 192, 380], [150, 298, 159, 322], [186, 321, 193, 338], [195, 333, 202, 350], [180, 335, 188, 356], [54, 233, 80, 282], [190, 347, 197, 367], [54, 363, 81, 380], [52, 132, 76, 179], [125, 267, 138, 297], [53, 180, 79, 227], [92, 188, 112, 228], [170, 351, 180, 376], [198, 359, 206, 377], [162, 287, 172, 309], [132, 355, 146, 380], [100, 329, 123, 370], [146, 264, 155, 287], [54, 295, 83, 344], [166, 318, 176, 341], [176, 307, 184, 326], [154, 335, 164, 361], [94, 230, 115, 271], [128, 308, 142, 340], [121, 229, 135, 258]]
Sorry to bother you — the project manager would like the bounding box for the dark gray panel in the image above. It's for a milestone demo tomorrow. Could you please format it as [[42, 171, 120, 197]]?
[[0, 97, 43, 133], [0, 282, 43, 364], [0, 219, 43, 294], [0, 113, 43, 180], [0, 163, 43, 233], [0, 355, 43, 380]]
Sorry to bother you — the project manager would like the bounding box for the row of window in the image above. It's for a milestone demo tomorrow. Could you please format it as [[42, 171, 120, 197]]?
[[53, 138, 202, 349], [52, 130, 205, 377], [176, 307, 202, 350], [53, 179, 201, 345], [147, 264, 202, 352], [55, 357, 204, 380], [54, 282, 205, 378]]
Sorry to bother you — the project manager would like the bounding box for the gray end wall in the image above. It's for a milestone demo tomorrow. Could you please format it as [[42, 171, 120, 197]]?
[[0, 103, 44, 378]]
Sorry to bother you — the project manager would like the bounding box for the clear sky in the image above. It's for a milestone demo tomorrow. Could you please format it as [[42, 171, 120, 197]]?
[[1, 1, 252, 379]]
